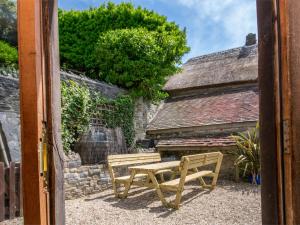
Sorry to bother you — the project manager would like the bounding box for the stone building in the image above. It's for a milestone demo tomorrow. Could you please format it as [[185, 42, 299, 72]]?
[[146, 38, 259, 176]]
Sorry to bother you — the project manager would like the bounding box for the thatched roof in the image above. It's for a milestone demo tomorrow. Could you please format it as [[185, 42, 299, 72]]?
[[164, 45, 258, 92]]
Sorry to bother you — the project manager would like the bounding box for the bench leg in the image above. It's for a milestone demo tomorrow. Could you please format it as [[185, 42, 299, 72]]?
[[145, 175, 151, 185], [211, 173, 219, 190], [148, 172, 168, 207], [170, 172, 176, 180], [118, 170, 136, 198], [112, 182, 119, 197], [159, 173, 165, 182], [192, 168, 207, 188], [173, 188, 184, 209]]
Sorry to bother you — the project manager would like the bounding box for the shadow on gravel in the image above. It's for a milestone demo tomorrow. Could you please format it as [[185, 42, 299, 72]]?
[[149, 189, 211, 218], [92, 184, 212, 217], [217, 180, 260, 195]]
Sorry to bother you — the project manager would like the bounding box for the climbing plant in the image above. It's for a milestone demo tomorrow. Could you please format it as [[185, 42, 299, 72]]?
[[101, 95, 135, 147], [61, 80, 93, 153], [61, 80, 135, 153]]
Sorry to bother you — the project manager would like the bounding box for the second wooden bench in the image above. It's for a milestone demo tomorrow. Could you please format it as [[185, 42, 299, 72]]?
[[159, 152, 223, 209], [107, 153, 171, 197]]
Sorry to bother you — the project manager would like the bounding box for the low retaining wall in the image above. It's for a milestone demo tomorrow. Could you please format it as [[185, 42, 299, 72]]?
[[64, 153, 111, 200]]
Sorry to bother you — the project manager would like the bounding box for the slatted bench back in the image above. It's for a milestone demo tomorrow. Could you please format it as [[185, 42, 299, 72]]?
[[180, 152, 223, 170], [107, 153, 162, 167]]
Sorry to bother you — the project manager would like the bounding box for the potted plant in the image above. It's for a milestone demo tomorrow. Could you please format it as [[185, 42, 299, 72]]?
[[231, 123, 260, 184]]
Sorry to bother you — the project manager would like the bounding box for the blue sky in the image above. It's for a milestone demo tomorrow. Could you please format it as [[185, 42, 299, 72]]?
[[58, 0, 257, 63]]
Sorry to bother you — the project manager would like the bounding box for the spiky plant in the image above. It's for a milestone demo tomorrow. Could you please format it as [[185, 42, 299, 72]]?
[[231, 123, 260, 184]]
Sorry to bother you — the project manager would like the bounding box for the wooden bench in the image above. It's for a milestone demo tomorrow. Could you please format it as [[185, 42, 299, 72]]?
[[107, 153, 171, 197], [159, 152, 223, 209]]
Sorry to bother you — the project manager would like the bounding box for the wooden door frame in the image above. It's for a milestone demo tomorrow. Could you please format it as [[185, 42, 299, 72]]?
[[257, 0, 300, 224], [17, 0, 300, 224], [18, 0, 65, 224]]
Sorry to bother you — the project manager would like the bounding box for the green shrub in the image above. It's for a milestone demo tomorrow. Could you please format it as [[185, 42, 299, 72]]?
[[59, 2, 189, 100], [231, 123, 260, 184], [95, 28, 179, 100], [0, 40, 18, 67]]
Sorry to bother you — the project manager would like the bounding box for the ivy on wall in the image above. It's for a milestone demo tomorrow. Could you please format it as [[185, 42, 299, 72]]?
[[61, 80, 135, 153], [61, 80, 92, 153], [101, 96, 135, 147]]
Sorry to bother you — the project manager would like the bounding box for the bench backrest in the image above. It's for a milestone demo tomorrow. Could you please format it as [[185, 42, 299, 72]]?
[[107, 153, 162, 167], [176, 152, 223, 190], [180, 152, 223, 171]]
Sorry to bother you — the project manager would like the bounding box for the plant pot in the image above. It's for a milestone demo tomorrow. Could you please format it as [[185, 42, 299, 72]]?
[[248, 174, 261, 185]]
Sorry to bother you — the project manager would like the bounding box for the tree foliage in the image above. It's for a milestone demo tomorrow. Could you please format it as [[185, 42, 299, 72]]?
[[96, 28, 180, 100], [0, 0, 17, 46], [0, 40, 18, 67], [59, 2, 190, 100]]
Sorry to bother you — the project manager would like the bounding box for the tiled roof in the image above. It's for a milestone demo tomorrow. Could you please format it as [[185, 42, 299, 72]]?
[[156, 137, 236, 148], [164, 45, 258, 92], [147, 86, 259, 131]]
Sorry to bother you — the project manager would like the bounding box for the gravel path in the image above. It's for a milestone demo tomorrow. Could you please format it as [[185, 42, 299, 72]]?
[[2, 180, 261, 225]]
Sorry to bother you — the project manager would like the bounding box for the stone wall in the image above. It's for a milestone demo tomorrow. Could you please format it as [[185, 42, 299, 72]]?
[[0, 70, 125, 162], [133, 97, 161, 143], [0, 75, 20, 162], [60, 71, 125, 99], [64, 153, 111, 200]]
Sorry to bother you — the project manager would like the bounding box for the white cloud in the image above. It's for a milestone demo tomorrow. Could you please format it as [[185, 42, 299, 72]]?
[[160, 0, 257, 58]]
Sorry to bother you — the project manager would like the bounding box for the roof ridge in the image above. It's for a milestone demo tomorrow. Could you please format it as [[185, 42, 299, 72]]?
[[186, 44, 258, 64]]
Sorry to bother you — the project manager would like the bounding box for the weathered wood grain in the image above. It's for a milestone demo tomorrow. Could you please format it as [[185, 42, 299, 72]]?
[[0, 163, 4, 221], [18, 0, 49, 224], [9, 162, 15, 219]]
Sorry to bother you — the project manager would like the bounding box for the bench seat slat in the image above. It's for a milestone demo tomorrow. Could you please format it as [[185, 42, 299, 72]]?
[[115, 173, 148, 183], [160, 170, 213, 188], [188, 160, 218, 169], [108, 153, 160, 160], [109, 156, 160, 162], [108, 153, 162, 167], [109, 156, 161, 162], [109, 158, 161, 167]]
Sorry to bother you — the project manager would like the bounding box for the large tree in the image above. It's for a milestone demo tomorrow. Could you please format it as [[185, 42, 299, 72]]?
[[59, 2, 190, 100], [96, 28, 184, 100]]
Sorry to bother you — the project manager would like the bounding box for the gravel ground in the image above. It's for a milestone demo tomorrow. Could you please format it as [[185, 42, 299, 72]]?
[[2, 180, 261, 225]]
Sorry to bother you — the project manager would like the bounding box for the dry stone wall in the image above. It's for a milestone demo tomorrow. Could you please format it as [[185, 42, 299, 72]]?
[[0, 75, 20, 162], [64, 153, 111, 200], [133, 97, 161, 144], [0, 69, 125, 162]]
